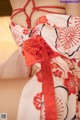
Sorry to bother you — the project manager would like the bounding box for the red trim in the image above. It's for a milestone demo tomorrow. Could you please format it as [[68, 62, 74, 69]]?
[[11, 9, 23, 19], [23, 0, 31, 9], [35, 5, 65, 9], [33, 8, 61, 14], [32, 0, 35, 8]]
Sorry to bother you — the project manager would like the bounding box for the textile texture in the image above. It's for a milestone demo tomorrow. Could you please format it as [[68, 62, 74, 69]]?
[[10, 14, 80, 120]]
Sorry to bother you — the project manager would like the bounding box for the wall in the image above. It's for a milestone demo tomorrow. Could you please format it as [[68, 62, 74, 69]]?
[[0, 0, 12, 16]]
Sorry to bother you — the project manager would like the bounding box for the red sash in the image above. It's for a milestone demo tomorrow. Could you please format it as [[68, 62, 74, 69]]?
[[23, 35, 59, 120]]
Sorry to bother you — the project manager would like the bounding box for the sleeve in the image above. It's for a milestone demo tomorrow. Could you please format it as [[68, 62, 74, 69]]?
[[0, 50, 28, 79]]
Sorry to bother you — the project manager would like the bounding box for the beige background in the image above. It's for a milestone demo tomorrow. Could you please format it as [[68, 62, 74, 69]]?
[[0, 17, 24, 120], [0, 17, 18, 64]]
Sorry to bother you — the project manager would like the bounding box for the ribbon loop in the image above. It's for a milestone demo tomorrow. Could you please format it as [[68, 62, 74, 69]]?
[[23, 35, 59, 66]]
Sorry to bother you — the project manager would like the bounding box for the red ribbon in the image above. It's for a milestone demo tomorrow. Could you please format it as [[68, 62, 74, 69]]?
[[23, 35, 59, 120]]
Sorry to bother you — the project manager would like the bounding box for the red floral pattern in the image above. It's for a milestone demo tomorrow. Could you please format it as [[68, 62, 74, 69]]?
[[56, 97, 64, 120], [78, 61, 80, 67], [76, 107, 80, 120], [9, 14, 80, 119], [11, 21, 16, 26], [71, 58, 76, 63], [64, 72, 76, 95], [36, 70, 43, 82], [56, 26, 80, 56], [68, 16, 80, 28], [33, 93, 42, 110], [36, 16, 48, 24], [53, 70, 62, 77], [23, 29, 29, 35], [76, 77, 80, 85]]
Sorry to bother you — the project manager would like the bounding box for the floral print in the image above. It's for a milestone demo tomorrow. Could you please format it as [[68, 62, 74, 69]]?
[[23, 29, 29, 35], [68, 16, 80, 28], [56, 26, 80, 56], [33, 93, 42, 110], [64, 72, 76, 95], [9, 14, 80, 120], [36, 70, 43, 82], [53, 70, 62, 77], [36, 16, 48, 25]]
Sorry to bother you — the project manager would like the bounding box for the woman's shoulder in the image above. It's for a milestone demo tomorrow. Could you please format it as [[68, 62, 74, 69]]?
[[9, 0, 26, 9], [10, 0, 66, 9]]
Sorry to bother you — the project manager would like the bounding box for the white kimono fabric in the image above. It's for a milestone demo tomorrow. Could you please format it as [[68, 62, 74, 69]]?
[[10, 14, 80, 120]]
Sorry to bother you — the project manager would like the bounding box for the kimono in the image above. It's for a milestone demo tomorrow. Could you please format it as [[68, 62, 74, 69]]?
[[9, 14, 80, 120]]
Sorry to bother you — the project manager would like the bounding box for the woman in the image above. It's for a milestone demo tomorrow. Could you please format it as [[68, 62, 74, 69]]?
[[4, 0, 80, 120]]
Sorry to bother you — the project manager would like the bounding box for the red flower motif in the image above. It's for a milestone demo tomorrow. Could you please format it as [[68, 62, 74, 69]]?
[[76, 108, 80, 120], [56, 26, 80, 56], [36, 70, 43, 82], [78, 61, 80, 67], [33, 93, 42, 110], [64, 72, 76, 95], [53, 70, 62, 77], [71, 58, 76, 62], [11, 21, 16, 26], [37, 16, 48, 24], [58, 27, 80, 49], [23, 29, 29, 35], [68, 16, 80, 28], [77, 77, 80, 85]]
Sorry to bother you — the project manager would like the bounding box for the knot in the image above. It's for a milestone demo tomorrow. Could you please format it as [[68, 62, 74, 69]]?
[[23, 35, 60, 66], [26, 18, 31, 29]]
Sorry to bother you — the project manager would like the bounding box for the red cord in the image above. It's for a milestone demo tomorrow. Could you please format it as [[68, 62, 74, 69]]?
[[11, 0, 65, 28]]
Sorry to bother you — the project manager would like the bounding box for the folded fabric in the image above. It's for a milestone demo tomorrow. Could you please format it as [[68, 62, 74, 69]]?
[[9, 14, 80, 120]]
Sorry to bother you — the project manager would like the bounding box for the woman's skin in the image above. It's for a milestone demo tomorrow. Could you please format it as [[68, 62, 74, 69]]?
[[10, 0, 80, 27], [10, 0, 66, 27], [0, 0, 80, 120]]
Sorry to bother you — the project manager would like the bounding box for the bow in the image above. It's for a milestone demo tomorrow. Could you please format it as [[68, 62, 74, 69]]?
[[23, 35, 58, 120], [23, 35, 59, 66]]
